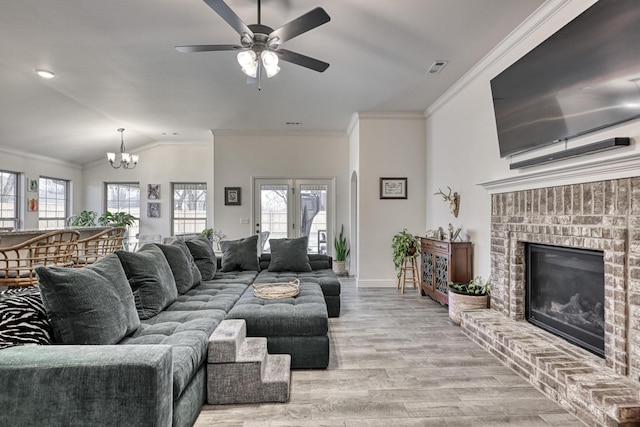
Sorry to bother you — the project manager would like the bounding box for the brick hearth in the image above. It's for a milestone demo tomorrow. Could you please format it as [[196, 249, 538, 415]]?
[[462, 177, 640, 426]]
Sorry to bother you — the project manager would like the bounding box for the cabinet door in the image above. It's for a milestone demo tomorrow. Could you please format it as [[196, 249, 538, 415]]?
[[421, 251, 434, 292], [435, 254, 449, 295]]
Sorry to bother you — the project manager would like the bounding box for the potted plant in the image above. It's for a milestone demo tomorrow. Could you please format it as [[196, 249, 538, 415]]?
[[333, 225, 349, 275], [448, 276, 491, 324], [392, 229, 421, 278], [67, 210, 98, 227], [98, 211, 137, 228]]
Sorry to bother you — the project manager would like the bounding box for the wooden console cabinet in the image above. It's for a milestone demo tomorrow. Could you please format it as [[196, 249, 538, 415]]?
[[420, 238, 473, 305]]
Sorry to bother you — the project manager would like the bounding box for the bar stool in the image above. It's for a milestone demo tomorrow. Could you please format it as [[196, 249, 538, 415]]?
[[397, 256, 419, 294]]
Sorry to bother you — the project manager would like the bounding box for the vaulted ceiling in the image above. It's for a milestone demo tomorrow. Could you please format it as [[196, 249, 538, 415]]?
[[0, 0, 545, 165]]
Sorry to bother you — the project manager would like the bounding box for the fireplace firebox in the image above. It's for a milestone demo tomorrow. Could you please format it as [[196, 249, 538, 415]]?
[[526, 243, 605, 357]]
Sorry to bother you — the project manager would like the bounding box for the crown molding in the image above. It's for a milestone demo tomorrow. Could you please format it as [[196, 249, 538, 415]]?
[[0, 144, 82, 170], [425, 0, 574, 117]]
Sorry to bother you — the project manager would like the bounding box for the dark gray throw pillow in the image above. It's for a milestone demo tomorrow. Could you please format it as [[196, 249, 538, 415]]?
[[116, 245, 178, 320], [220, 235, 260, 272], [36, 254, 139, 345], [171, 239, 202, 290], [268, 236, 312, 272], [143, 243, 194, 295], [185, 237, 217, 280]]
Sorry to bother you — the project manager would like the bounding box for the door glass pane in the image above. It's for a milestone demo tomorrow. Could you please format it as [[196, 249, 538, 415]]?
[[300, 184, 327, 254], [260, 184, 288, 252]]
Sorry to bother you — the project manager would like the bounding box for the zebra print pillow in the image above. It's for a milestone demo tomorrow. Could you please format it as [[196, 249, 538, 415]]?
[[0, 287, 53, 349]]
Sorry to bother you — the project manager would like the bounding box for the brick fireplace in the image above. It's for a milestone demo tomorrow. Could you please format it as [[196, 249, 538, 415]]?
[[462, 177, 640, 426]]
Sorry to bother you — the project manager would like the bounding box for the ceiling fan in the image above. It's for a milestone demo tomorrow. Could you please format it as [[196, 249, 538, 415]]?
[[176, 0, 330, 79]]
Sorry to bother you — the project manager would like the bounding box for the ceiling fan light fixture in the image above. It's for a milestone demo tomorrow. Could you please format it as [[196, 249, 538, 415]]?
[[237, 50, 258, 78], [261, 51, 280, 78]]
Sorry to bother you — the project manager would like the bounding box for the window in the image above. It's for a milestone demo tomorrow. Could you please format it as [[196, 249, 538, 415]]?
[[172, 183, 207, 235], [39, 177, 69, 230], [105, 182, 140, 238], [0, 170, 18, 230]]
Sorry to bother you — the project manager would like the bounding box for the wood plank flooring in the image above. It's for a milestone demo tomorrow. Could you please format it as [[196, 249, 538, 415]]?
[[195, 279, 586, 426]]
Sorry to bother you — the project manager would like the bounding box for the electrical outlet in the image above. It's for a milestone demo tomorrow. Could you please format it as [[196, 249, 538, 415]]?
[[240, 218, 249, 224]]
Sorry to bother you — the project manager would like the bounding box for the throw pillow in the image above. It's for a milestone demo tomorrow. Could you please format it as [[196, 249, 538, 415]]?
[[171, 240, 202, 291], [36, 254, 140, 345], [220, 235, 260, 272], [144, 243, 194, 294], [268, 236, 312, 272], [116, 245, 178, 320], [185, 237, 217, 281], [0, 286, 52, 349]]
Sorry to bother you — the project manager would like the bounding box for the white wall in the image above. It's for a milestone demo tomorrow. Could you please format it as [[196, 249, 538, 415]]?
[[353, 113, 426, 287], [82, 140, 214, 237], [425, 0, 640, 280], [0, 147, 83, 230], [212, 131, 350, 246]]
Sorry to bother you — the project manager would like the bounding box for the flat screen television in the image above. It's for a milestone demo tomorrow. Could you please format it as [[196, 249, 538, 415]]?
[[490, 0, 640, 158]]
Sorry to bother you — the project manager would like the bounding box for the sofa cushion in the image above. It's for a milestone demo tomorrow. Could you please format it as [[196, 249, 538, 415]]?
[[171, 240, 202, 291], [36, 254, 139, 345], [0, 287, 52, 349], [220, 235, 260, 272], [185, 237, 217, 280], [268, 236, 312, 272], [226, 283, 328, 336], [259, 253, 332, 271], [116, 246, 178, 320], [121, 318, 218, 399], [146, 243, 194, 295]]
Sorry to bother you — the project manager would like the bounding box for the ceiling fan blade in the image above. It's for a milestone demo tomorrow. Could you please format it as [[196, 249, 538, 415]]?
[[202, 0, 253, 38], [269, 7, 330, 45], [277, 49, 329, 72], [175, 44, 242, 53]]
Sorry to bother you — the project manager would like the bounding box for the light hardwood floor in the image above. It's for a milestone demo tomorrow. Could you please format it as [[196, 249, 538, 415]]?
[[195, 279, 585, 426]]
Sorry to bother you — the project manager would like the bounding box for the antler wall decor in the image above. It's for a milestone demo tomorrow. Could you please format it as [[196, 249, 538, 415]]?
[[434, 186, 460, 218]]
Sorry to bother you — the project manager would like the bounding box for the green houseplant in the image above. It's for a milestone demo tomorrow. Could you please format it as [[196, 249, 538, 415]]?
[[448, 275, 491, 324], [392, 229, 421, 278], [98, 211, 137, 228], [67, 210, 98, 227], [333, 225, 349, 275]]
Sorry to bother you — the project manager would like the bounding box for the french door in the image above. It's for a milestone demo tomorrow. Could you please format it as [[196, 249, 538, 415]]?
[[253, 178, 333, 254]]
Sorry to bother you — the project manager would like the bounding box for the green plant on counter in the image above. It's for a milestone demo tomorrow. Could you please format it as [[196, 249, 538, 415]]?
[[67, 210, 97, 227], [98, 211, 136, 227]]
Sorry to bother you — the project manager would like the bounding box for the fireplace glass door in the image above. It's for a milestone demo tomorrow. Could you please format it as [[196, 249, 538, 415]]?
[[526, 243, 605, 357]]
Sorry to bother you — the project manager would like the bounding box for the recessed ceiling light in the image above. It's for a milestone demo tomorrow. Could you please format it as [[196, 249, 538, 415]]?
[[35, 69, 56, 79]]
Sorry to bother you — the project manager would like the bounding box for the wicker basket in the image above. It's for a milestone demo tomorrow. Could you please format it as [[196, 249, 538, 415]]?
[[252, 278, 300, 300]]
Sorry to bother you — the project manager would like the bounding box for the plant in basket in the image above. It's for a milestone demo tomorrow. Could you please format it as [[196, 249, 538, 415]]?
[[448, 276, 490, 325]]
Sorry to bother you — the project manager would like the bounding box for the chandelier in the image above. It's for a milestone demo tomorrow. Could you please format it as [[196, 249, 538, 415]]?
[[107, 128, 138, 169]]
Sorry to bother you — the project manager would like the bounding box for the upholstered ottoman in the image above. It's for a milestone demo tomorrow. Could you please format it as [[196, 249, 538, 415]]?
[[225, 282, 329, 369]]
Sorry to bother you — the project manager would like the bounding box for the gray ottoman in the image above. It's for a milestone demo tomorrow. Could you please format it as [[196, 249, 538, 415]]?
[[225, 283, 329, 369]]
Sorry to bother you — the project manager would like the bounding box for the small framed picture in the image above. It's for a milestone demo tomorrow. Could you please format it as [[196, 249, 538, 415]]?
[[225, 187, 241, 206], [27, 198, 38, 212], [147, 184, 160, 200], [147, 202, 160, 218], [380, 177, 407, 199], [28, 178, 38, 192]]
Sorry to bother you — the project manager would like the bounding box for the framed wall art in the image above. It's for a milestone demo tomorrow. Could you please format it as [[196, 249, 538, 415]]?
[[147, 202, 160, 218], [28, 178, 38, 193], [380, 177, 407, 200], [225, 187, 241, 206], [147, 184, 160, 199]]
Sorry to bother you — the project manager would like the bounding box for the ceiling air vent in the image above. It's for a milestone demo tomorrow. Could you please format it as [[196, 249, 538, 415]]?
[[427, 60, 448, 75]]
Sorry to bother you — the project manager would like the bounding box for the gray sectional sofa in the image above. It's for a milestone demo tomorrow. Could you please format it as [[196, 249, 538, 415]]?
[[0, 235, 340, 427]]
